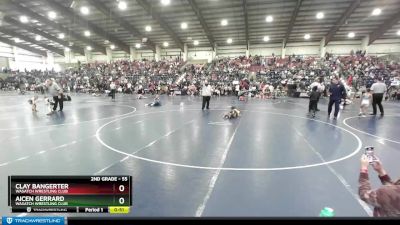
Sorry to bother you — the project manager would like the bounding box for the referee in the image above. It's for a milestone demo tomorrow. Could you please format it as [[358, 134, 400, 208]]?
[[201, 81, 212, 110], [370, 77, 387, 116]]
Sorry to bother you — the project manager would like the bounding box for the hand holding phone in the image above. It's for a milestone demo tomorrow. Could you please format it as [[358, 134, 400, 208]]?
[[365, 146, 378, 164]]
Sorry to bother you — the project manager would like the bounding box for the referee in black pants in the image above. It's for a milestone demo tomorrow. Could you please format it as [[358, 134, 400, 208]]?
[[201, 81, 212, 110], [370, 77, 387, 116]]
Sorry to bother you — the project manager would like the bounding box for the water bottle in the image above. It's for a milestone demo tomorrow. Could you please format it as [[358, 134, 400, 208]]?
[[319, 207, 335, 217]]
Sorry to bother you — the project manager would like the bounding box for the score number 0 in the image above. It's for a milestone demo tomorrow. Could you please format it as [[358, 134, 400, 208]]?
[[117, 177, 128, 205], [118, 184, 126, 205]]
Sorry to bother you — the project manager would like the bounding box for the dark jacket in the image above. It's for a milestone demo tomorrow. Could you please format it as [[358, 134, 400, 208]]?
[[359, 172, 400, 217], [329, 83, 346, 101], [309, 91, 320, 101]]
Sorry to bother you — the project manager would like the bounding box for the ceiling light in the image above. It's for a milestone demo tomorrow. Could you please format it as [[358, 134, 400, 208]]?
[[348, 32, 355, 38], [84, 30, 91, 37], [86, 46, 92, 51], [58, 33, 65, 39], [14, 38, 21, 43], [80, 6, 89, 15], [104, 40, 109, 44], [161, 0, 170, 6], [193, 40, 199, 46], [110, 44, 115, 50], [266, 15, 273, 23], [181, 22, 188, 29], [163, 42, 169, 47], [316, 12, 324, 19], [221, 19, 228, 26], [135, 43, 141, 48], [397, 30, 400, 36], [65, 47, 70, 52], [145, 25, 152, 32], [227, 38, 232, 44], [118, 1, 127, 10], [35, 35, 42, 41], [263, 36, 270, 42], [372, 8, 381, 16], [304, 34, 311, 40], [69, 42, 74, 46], [48, 11, 57, 20], [19, 16, 29, 23]]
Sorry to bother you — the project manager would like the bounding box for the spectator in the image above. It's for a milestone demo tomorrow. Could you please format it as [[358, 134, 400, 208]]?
[[327, 76, 346, 120], [359, 155, 400, 217]]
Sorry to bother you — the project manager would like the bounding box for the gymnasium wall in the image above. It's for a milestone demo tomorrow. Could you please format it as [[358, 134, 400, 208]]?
[[2, 38, 400, 71]]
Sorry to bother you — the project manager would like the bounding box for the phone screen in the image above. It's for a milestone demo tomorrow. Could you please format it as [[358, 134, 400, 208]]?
[[365, 147, 376, 163]]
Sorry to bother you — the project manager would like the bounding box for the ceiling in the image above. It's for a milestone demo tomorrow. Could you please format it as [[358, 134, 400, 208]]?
[[0, 0, 399, 56]]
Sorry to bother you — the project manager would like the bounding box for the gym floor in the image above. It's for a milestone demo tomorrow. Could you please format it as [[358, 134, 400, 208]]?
[[0, 93, 399, 217]]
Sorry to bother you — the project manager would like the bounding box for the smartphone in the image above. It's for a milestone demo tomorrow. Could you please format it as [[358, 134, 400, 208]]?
[[365, 146, 377, 164]]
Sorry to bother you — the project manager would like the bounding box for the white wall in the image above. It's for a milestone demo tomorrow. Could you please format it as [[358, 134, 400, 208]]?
[[326, 40, 361, 56], [285, 42, 320, 56], [368, 39, 400, 56], [1, 43, 53, 71], [0, 57, 8, 69], [217, 45, 247, 57], [3, 39, 400, 71], [160, 48, 182, 60], [188, 47, 214, 62], [137, 50, 155, 61], [0, 42, 14, 58], [250, 43, 282, 56]]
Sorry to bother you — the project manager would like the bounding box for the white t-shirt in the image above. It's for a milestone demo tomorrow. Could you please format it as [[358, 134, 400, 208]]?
[[201, 85, 212, 96], [370, 82, 387, 94]]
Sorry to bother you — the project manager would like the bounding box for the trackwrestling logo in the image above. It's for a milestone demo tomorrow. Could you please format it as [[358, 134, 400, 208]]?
[[2, 217, 64, 225]]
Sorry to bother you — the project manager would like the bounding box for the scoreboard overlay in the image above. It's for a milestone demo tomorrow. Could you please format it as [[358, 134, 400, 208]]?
[[8, 176, 132, 214]]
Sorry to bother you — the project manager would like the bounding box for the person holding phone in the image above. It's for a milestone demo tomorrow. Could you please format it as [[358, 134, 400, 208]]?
[[359, 152, 400, 217]]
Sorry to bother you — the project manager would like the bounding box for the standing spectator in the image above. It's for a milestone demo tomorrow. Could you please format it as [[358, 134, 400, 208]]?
[[359, 155, 400, 217], [370, 77, 387, 116], [201, 81, 212, 110], [45, 79, 63, 115], [327, 76, 346, 120]]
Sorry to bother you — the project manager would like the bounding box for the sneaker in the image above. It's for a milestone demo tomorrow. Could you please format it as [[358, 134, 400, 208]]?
[[312, 114, 315, 118], [361, 115, 366, 117], [358, 113, 362, 116]]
